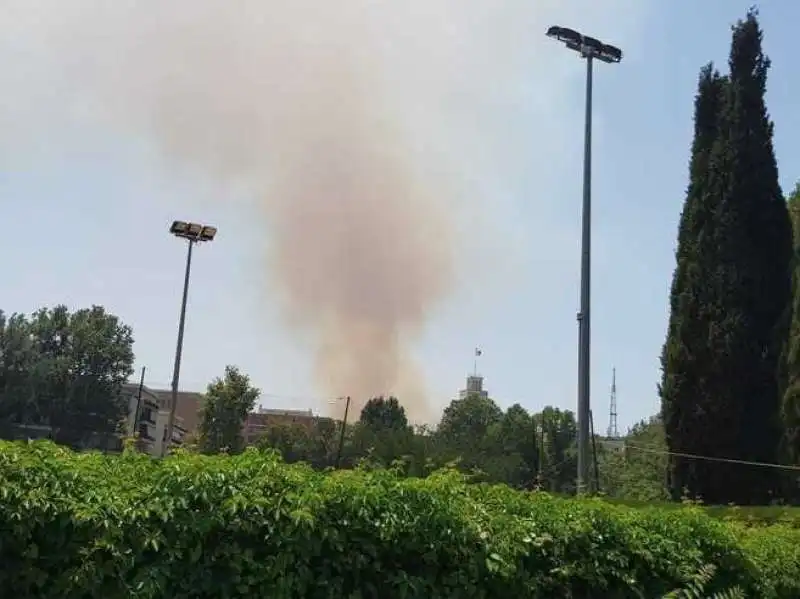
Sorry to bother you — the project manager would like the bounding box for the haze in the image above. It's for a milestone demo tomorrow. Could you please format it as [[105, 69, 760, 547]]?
[[1, 1, 660, 422]]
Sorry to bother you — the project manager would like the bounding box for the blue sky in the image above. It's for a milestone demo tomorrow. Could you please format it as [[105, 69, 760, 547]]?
[[1, 2, 798, 431]]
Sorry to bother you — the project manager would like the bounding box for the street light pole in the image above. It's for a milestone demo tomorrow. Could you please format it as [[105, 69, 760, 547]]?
[[335, 396, 351, 469], [545, 26, 622, 493], [162, 220, 217, 457], [164, 239, 193, 456], [576, 53, 593, 496]]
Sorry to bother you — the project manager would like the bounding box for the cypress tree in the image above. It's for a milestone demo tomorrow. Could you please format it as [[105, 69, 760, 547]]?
[[782, 183, 800, 471], [662, 10, 791, 504], [700, 10, 790, 503], [660, 64, 727, 501]]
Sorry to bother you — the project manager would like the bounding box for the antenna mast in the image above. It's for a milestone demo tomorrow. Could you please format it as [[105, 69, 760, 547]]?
[[607, 367, 619, 438]]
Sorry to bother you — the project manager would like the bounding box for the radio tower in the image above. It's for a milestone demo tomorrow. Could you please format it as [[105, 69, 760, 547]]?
[[607, 367, 619, 439]]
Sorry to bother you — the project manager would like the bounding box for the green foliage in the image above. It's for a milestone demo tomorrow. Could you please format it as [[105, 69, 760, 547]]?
[[661, 10, 791, 504], [663, 564, 744, 599], [0, 305, 134, 447], [600, 417, 670, 502], [534, 406, 577, 493], [359, 396, 408, 432], [198, 365, 260, 455], [256, 417, 340, 469], [437, 392, 503, 451], [600, 501, 800, 531], [1, 440, 799, 598], [782, 182, 800, 474], [254, 396, 576, 494]]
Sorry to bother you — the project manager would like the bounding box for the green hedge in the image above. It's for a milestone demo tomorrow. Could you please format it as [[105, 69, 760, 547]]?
[[0, 441, 798, 598], [606, 497, 800, 528]]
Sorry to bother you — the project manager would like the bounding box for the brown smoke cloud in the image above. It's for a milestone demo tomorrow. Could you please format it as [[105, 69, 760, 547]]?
[[5, 1, 472, 420], [0, 0, 648, 421]]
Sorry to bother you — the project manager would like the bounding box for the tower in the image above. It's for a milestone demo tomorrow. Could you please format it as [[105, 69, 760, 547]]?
[[607, 367, 619, 438], [459, 375, 488, 400], [459, 347, 489, 400]]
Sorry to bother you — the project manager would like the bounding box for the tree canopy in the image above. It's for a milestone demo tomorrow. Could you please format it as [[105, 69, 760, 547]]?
[[0, 305, 134, 447], [660, 10, 791, 504], [198, 365, 260, 454]]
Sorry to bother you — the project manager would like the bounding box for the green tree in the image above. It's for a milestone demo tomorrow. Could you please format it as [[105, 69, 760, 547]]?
[[662, 11, 791, 505], [436, 393, 503, 473], [347, 396, 419, 472], [0, 305, 134, 446], [437, 394, 502, 448], [359, 396, 409, 432], [0, 312, 38, 427], [535, 407, 578, 494], [198, 365, 260, 454], [782, 182, 800, 471], [599, 417, 669, 502], [660, 62, 728, 503], [704, 10, 790, 503], [482, 404, 538, 488], [257, 422, 315, 463]]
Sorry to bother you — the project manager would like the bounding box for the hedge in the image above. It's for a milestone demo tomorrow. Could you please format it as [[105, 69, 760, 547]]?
[[0, 441, 798, 598], [607, 497, 800, 529]]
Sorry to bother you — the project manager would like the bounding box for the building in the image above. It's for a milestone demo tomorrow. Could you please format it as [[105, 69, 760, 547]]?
[[123, 382, 323, 450], [458, 375, 489, 400], [154, 390, 205, 436], [243, 407, 317, 445], [121, 383, 190, 456]]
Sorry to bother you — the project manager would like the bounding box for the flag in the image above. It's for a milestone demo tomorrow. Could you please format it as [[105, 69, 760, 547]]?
[[475, 348, 482, 357]]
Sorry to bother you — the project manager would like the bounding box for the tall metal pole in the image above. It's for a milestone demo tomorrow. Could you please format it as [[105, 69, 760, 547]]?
[[163, 239, 194, 457], [133, 366, 146, 435], [589, 408, 600, 494], [576, 54, 594, 493], [334, 396, 351, 469]]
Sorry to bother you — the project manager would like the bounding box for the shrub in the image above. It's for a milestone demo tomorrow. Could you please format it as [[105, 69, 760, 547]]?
[[0, 440, 797, 598]]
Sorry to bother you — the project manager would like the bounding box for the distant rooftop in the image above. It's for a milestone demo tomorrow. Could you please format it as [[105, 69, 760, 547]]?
[[257, 407, 314, 417]]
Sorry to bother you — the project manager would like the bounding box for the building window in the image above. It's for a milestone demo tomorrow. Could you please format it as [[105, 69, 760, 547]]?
[[141, 407, 155, 424], [138, 423, 153, 441]]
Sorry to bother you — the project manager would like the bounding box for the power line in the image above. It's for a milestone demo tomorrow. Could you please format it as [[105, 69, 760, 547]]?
[[624, 442, 800, 472]]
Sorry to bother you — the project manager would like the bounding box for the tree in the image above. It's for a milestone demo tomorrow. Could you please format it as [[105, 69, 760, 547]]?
[[347, 397, 418, 471], [198, 365, 260, 454], [0, 305, 134, 446], [702, 10, 790, 503], [782, 182, 800, 472], [436, 393, 503, 473], [599, 417, 669, 502], [535, 407, 577, 494], [660, 62, 728, 503], [257, 422, 315, 463], [359, 396, 409, 432], [482, 404, 538, 489], [662, 10, 791, 505], [437, 394, 502, 447], [0, 311, 38, 427]]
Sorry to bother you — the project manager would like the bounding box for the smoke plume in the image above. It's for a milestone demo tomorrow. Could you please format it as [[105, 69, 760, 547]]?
[[0, 1, 645, 420]]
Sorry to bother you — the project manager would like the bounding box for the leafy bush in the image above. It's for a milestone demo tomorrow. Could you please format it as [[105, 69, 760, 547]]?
[[0, 441, 798, 598], [605, 498, 800, 528]]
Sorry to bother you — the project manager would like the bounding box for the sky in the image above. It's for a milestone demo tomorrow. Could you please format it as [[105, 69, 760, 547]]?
[[1, 1, 799, 431]]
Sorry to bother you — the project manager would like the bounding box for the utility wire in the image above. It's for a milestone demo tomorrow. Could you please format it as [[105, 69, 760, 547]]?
[[624, 442, 800, 472]]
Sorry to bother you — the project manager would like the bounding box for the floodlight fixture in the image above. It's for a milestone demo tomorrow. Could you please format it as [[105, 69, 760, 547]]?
[[170, 220, 188, 235], [546, 25, 623, 64], [199, 226, 217, 242], [169, 220, 218, 243]]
